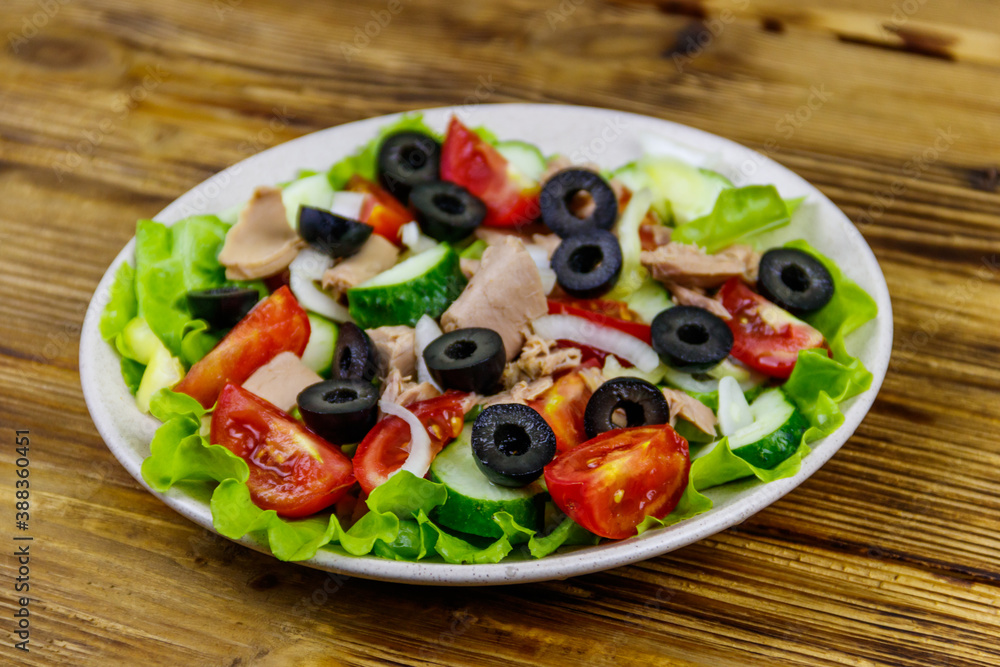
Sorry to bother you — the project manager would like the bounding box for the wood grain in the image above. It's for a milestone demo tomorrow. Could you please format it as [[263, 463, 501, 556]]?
[[1, 0, 998, 664]]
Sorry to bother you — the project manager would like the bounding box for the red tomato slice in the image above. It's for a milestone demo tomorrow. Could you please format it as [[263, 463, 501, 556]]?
[[346, 175, 412, 244], [440, 117, 539, 228], [211, 384, 355, 518], [528, 364, 596, 452], [353, 392, 469, 495], [175, 286, 310, 408], [717, 277, 827, 379], [544, 425, 690, 539], [547, 299, 651, 344]]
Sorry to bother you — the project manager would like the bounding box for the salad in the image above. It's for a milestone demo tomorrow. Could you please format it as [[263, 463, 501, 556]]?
[[99, 113, 877, 564]]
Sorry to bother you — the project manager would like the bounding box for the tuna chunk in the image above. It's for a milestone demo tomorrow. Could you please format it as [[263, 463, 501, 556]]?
[[662, 281, 731, 320], [641, 242, 760, 289], [367, 325, 416, 379], [662, 387, 717, 436], [379, 368, 440, 408], [504, 331, 582, 385], [241, 351, 322, 413], [218, 186, 304, 280], [481, 377, 554, 408], [440, 237, 548, 361], [321, 234, 398, 297]]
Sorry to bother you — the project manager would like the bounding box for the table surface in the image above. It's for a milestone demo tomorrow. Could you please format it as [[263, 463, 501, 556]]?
[[2, 0, 999, 664]]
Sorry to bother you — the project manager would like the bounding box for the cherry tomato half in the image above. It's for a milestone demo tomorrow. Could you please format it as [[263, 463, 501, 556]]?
[[717, 277, 827, 379], [347, 175, 413, 245], [528, 363, 596, 453], [175, 286, 310, 408], [353, 392, 469, 495], [544, 425, 690, 539], [211, 383, 355, 518], [440, 116, 539, 228]]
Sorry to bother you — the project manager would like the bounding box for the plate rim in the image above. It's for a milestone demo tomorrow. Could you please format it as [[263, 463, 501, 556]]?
[[80, 102, 893, 586]]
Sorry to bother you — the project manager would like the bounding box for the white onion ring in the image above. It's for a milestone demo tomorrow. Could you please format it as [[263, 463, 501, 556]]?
[[379, 399, 433, 481]]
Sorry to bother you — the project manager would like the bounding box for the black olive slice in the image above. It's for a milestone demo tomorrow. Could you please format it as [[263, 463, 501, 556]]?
[[583, 376, 670, 439], [297, 379, 379, 444], [757, 248, 835, 315], [409, 181, 487, 243], [550, 229, 623, 299], [298, 206, 373, 259], [471, 403, 557, 487], [331, 322, 378, 382], [186, 287, 260, 330], [539, 168, 618, 238], [377, 130, 441, 203], [423, 328, 505, 394], [650, 306, 733, 373]]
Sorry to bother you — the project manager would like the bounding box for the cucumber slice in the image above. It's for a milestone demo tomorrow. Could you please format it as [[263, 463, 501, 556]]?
[[301, 313, 338, 376], [347, 244, 467, 329], [136, 347, 184, 414], [120, 317, 162, 365], [695, 388, 808, 470], [429, 425, 546, 538], [612, 157, 733, 225], [281, 173, 336, 229], [623, 278, 673, 324], [496, 140, 547, 183]]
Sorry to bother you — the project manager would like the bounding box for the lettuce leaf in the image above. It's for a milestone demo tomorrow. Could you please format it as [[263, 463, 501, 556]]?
[[327, 114, 439, 190], [672, 185, 792, 253], [99, 262, 138, 342], [140, 390, 248, 492]]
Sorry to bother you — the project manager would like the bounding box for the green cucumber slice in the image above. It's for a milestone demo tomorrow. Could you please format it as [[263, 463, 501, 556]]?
[[136, 347, 184, 415], [347, 244, 466, 329], [612, 157, 733, 224], [429, 425, 546, 538], [695, 388, 808, 470], [301, 313, 338, 376], [496, 140, 547, 183]]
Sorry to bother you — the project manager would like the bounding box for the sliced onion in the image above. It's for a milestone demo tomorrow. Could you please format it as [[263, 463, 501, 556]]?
[[525, 243, 557, 295], [531, 314, 659, 373], [288, 248, 352, 322], [380, 399, 433, 480], [414, 314, 443, 390], [717, 376, 752, 436], [400, 221, 437, 254], [329, 191, 367, 220]]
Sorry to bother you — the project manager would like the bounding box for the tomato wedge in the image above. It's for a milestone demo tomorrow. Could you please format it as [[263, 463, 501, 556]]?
[[717, 277, 827, 379], [346, 175, 412, 244], [547, 299, 651, 344], [174, 286, 310, 408], [440, 116, 539, 228], [353, 392, 469, 495], [545, 425, 690, 539], [211, 384, 355, 518], [528, 364, 596, 453]]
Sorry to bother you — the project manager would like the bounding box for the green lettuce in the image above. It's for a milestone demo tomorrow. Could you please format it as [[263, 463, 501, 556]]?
[[140, 390, 248, 492], [327, 114, 439, 190], [672, 185, 793, 253], [208, 469, 597, 563], [645, 239, 879, 514]]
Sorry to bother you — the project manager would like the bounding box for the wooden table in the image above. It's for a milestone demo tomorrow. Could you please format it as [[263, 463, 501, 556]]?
[[2, 0, 999, 664]]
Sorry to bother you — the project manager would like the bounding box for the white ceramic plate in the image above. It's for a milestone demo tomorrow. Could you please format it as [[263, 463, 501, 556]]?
[[80, 104, 892, 586]]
